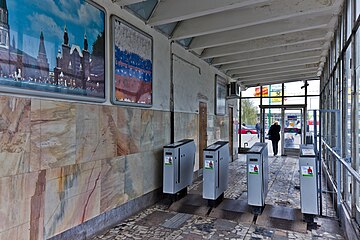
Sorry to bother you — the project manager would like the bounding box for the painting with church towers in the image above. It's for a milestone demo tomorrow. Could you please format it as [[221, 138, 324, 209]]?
[[0, 0, 105, 101]]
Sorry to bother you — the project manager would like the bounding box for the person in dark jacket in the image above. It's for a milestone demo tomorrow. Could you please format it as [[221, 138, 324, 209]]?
[[268, 121, 281, 156]]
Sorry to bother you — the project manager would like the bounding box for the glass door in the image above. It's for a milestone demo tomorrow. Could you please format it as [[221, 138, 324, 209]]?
[[260, 107, 282, 156], [283, 109, 303, 155]]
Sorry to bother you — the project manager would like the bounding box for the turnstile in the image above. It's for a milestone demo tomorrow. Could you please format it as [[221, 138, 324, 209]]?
[[163, 139, 196, 195], [247, 142, 268, 207], [299, 144, 319, 216], [203, 141, 229, 204]]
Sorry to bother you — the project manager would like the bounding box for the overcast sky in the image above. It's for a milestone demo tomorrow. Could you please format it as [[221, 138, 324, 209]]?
[[8, 0, 105, 69]]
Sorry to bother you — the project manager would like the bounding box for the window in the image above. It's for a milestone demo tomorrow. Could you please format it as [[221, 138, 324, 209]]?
[[307, 80, 320, 95], [284, 81, 305, 96], [242, 87, 260, 98], [355, 26, 360, 223], [346, 0, 353, 40]]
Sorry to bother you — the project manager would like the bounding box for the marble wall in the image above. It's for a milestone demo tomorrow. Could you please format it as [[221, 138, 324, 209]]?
[[0, 96, 170, 239], [0, 95, 230, 239]]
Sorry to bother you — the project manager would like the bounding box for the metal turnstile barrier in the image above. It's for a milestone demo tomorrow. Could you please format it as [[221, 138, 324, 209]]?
[[299, 144, 319, 218], [247, 142, 268, 209], [203, 141, 229, 205], [163, 139, 196, 196]]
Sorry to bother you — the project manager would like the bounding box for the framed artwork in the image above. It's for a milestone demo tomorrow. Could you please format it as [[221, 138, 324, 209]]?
[[215, 75, 227, 115], [112, 16, 153, 107], [0, 0, 106, 102]]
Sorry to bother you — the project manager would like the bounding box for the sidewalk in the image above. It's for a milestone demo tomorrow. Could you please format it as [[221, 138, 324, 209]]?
[[93, 155, 344, 240]]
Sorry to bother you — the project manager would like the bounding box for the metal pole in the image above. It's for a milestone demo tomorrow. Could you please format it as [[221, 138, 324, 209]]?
[[336, 110, 341, 217], [314, 110, 322, 215]]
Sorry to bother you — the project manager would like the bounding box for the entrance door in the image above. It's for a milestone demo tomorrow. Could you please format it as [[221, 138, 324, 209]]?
[[283, 108, 303, 155], [260, 105, 307, 156], [199, 102, 207, 169], [260, 107, 282, 156], [228, 106, 234, 161]]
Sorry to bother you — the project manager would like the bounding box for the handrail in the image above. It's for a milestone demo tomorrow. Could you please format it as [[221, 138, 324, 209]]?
[[321, 139, 360, 184]]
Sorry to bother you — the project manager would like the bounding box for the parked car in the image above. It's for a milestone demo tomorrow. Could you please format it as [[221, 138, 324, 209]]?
[[239, 126, 257, 134]]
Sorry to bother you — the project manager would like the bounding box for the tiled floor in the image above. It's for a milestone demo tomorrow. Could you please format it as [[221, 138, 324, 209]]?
[[93, 155, 344, 240]]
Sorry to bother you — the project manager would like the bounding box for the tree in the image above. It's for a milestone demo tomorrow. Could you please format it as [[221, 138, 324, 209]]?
[[241, 99, 258, 125]]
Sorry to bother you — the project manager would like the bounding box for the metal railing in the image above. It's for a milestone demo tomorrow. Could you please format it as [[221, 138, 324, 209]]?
[[321, 139, 360, 217]]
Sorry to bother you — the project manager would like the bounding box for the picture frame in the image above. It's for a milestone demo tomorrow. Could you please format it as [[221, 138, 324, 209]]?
[[215, 75, 227, 115], [0, 0, 106, 102], [111, 16, 153, 107]]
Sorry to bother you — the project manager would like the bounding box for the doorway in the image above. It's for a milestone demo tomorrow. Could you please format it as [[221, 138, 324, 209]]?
[[260, 105, 306, 156], [228, 106, 234, 161], [199, 102, 207, 169]]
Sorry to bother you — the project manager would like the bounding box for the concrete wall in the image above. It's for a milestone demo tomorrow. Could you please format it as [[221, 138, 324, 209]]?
[[0, 0, 238, 239]]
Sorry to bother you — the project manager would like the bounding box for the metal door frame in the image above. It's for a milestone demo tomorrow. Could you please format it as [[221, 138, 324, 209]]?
[[260, 104, 307, 156]]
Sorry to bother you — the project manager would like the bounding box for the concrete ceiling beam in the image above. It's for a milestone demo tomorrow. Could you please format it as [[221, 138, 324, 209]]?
[[232, 65, 319, 79], [237, 70, 318, 82], [189, 13, 332, 50], [219, 50, 322, 71], [227, 60, 319, 75], [171, 0, 336, 39], [240, 74, 319, 87], [200, 29, 327, 59], [147, 0, 270, 26], [211, 40, 324, 66]]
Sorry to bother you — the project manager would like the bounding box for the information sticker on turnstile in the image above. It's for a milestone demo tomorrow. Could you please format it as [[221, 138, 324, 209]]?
[[164, 153, 173, 165], [301, 166, 314, 177], [205, 159, 214, 170], [249, 163, 259, 174]]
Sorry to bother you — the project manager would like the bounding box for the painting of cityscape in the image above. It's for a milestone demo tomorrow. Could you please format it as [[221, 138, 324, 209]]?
[[112, 17, 152, 106], [0, 0, 105, 100]]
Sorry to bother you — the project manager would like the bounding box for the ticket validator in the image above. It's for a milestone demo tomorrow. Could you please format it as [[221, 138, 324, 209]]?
[[203, 141, 230, 206], [163, 139, 196, 198], [247, 142, 269, 212]]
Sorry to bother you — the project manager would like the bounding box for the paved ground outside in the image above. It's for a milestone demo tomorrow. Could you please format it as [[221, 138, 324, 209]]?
[[93, 155, 344, 240]]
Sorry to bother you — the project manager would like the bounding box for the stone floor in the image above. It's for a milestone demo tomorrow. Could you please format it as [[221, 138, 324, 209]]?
[[93, 155, 344, 240]]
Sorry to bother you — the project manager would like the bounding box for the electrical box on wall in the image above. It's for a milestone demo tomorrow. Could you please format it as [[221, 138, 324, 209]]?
[[228, 82, 240, 98]]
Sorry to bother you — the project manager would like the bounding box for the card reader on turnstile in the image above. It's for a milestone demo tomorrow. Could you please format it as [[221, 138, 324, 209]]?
[[247, 142, 268, 208], [299, 144, 319, 216], [203, 141, 229, 205], [163, 139, 196, 195]]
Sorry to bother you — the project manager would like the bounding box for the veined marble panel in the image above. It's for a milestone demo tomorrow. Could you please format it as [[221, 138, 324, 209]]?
[[174, 112, 199, 170], [174, 112, 198, 142], [116, 107, 141, 156], [153, 110, 171, 150], [142, 149, 162, 194], [97, 106, 117, 160], [124, 153, 143, 201], [100, 156, 126, 213], [0, 225, 19, 240], [0, 172, 38, 233], [30, 99, 41, 172], [39, 100, 76, 169], [75, 104, 103, 163], [44, 161, 101, 238], [216, 116, 229, 141], [0, 96, 31, 177], [140, 110, 154, 152]]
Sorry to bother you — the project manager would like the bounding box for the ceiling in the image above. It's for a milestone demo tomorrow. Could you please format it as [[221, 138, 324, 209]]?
[[112, 0, 344, 88]]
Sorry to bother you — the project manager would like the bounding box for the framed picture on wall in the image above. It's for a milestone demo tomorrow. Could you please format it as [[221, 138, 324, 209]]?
[[111, 16, 153, 107], [0, 0, 106, 102], [215, 75, 227, 115]]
